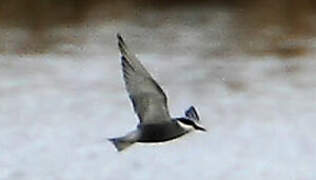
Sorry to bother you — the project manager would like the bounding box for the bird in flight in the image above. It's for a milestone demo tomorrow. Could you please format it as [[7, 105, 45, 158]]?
[[109, 33, 206, 151]]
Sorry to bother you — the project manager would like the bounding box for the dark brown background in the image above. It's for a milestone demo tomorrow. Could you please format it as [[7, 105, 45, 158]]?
[[1, 0, 315, 56]]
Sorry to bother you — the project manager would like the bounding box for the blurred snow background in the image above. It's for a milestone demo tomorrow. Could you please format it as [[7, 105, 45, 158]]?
[[1, 1, 316, 179]]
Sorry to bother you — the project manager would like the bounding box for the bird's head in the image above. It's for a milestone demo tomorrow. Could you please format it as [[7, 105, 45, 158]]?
[[176, 118, 206, 132]]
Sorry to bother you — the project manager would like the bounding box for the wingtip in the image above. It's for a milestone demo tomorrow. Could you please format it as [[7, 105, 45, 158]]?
[[116, 33, 124, 42], [116, 33, 126, 53]]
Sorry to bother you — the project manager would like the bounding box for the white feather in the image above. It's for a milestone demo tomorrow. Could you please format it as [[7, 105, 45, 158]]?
[[176, 120, 195, 131]]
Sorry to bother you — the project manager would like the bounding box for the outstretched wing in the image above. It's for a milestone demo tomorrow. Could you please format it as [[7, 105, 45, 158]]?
[[117, 33, 171, 124], [185, 106, 200, 121]]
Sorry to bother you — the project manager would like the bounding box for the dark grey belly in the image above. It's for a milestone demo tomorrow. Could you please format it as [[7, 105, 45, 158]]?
[[137, 123, 189, 142]]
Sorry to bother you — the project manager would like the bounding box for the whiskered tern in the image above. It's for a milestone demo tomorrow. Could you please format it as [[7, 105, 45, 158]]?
[[109, 34, 206, 152]]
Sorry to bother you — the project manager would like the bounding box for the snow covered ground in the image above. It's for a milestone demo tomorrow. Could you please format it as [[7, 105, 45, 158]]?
[[1, 9, 316, 180]]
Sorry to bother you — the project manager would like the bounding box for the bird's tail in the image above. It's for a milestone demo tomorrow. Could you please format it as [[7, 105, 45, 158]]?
[[108, 130, 140, 152], [185, 106, 200, 121], [108, 137, 135, 152]]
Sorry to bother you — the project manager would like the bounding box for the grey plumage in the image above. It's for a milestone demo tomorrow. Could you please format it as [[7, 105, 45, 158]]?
[[185, 106, 200, 121], [109, 33, 206, 152]]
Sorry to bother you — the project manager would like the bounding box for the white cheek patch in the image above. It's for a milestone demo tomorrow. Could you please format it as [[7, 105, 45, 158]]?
[[177, 121, 195, 130]]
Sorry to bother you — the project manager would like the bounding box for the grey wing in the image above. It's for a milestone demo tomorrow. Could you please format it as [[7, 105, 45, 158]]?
[[185, 106, 200, 121], [117, 33, 171, 124]]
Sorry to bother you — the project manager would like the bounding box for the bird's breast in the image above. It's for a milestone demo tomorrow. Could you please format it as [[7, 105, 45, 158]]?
[[137, 123, 189, 142]]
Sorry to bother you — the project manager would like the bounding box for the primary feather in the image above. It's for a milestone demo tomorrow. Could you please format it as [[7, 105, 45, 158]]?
[[117, 33, 171, 124]]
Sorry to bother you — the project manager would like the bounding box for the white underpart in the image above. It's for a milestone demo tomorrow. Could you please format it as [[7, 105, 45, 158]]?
[[124, 130, 141, 141]]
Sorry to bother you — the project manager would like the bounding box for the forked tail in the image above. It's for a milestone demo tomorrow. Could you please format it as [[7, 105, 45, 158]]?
[[108, 137, 135, 152], [108, 130, 140, 152], [185, 106, 200, 121]]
